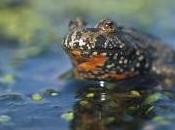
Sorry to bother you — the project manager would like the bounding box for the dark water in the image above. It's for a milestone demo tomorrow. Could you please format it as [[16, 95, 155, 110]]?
[[0, 44, 72, 130]]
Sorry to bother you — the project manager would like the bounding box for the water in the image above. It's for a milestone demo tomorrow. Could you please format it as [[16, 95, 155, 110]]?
[[1, 42, 175, 130], [1, 0, 175, 129]]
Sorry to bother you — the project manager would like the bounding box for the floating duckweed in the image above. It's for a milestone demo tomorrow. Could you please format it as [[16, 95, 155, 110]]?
[[31, 93, 43, 101], [80, 100, 89, 106], [144, 93, 164, 105], [105, 117, 115, 124], [128, 106, 138, 111], [61, 112, 74, 121], [0, 74, 14, 84], [0, 115, 11, 124], [86, 93, 95, 98], [3, 74, 13, 81], [153, 116, 170, 125], [130, 90, 141, 97]]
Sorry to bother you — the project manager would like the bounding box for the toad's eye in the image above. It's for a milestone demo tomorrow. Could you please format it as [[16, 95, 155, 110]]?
[[105, 22, 113, 28], [96, 19, 117, 33]]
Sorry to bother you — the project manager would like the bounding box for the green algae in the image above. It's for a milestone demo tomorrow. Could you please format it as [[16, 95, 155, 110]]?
[[144, 92, 166, 105], [31, 93, 43, 101], [0, 115, 11, 124], [61, 111, 74, 122], [0, 73, 15, 85]]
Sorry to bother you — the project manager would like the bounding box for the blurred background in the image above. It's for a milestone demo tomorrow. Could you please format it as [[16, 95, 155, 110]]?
[[1, 0, 175, 56], [0, 0, 175, 130]]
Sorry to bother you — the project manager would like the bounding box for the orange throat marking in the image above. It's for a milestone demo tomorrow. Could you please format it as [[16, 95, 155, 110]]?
[[70, 50, 138, 80], [77, 54, 107, 72]]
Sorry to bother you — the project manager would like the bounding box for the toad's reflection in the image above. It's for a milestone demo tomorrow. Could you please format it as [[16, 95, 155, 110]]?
[[70, 76, 160, 130]]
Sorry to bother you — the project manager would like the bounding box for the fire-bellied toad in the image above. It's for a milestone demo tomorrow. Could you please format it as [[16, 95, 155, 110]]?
[[63, 18, 175, 84]]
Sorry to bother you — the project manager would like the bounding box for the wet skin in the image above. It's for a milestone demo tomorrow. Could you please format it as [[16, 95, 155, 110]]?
[[63, 18, 175, 85]]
